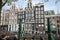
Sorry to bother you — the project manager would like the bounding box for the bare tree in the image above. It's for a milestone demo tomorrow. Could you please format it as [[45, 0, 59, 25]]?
[[0, 0, 18, 23]]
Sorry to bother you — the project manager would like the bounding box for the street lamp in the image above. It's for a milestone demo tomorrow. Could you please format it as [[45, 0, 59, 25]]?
[[47, 18, 55, 40], [18, 16, 23, 40], [47, 18, 52, 40]]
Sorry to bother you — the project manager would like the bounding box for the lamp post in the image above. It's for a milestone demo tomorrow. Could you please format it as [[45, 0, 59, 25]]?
[[18, 16, 23, 40], [47, 18, 52, 40], [47, 18, 55, 40]]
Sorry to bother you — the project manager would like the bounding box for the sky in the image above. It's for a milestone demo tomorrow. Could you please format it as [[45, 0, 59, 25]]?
[[3, 0, 60, 14]]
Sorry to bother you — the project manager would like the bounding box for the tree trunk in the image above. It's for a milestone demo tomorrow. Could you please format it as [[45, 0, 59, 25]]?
[[0, 9, 2, 24], [0, 0, 2, 24]]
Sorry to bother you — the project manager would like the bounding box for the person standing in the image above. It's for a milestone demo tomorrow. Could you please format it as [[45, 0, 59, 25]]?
[[40, 37, 43, 40]]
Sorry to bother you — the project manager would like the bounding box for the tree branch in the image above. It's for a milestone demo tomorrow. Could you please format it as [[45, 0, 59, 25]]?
[[2, 0, 7, 7]]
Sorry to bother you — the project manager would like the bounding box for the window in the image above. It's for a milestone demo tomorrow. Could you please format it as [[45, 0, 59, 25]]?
[[41, 24, 44, 27], [22, 15, 24, 18], [36, 15, 39, 18], [39, 8, 40, 11], [57, 20, 59, 23], [36, 8, 38, 10], [35, 11, 39, 14], [39, 10, 40, 14], [36, 19, 39, 23], [26, 14, 28, 19], [32, 13, 34, 16], [40, 32, 43, 34], [39, 19, 40, 23], [41, 11, 44, 14], [22, 20, 24, 22], [40, 19, 44, 23], [40, 15, 44, 18], [40, 7, 44, 10], [57, 25, 59, 28], [39, 15, 40, 18]]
